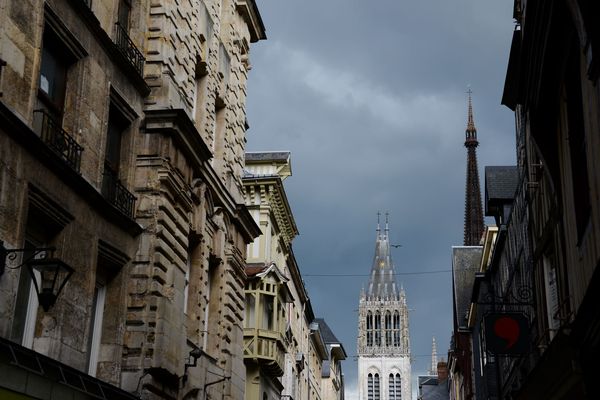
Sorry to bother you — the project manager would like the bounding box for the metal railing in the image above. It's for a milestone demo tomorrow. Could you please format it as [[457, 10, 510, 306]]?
[[114, 22, 145, 76], [33, 110, 83, 173], [102, 163, 136, 218]]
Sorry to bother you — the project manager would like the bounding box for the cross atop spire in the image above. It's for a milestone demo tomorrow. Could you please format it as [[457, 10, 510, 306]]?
[[465, 87, 478, 146]]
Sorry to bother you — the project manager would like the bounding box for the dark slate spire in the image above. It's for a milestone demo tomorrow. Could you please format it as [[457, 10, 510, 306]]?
[[463, 89, 484, 246], [367, 213, 399, 299]]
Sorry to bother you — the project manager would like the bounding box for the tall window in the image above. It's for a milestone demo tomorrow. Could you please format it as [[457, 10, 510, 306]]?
[[385, 311, 392, 346], [395, 374, 402, 399], [261, 293, 274, 330], [10, 210, 59, 349], [117, 0, 131, 30], [87, 281, 106, 376], [374, 311, 381, 346], [389, 374, 395, 399], [38, 28, 72, 122], [104, 104, 128, 178], [10, 239, 43, 348], [543, 253, 560, 337], [393, 311, 400, 347], [245, 293, 256, 328], [366, 311, 373, 346], [373, 373, 380, 400], [368, 374, 374, 400]]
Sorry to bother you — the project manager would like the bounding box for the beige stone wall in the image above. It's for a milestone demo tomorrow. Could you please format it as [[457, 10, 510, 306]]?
[[243, 162, 328, 400], [0, 0, 146, 388], [1, 1, 263, 400]]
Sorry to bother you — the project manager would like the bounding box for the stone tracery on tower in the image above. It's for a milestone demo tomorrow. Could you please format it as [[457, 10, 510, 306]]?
[[357, 215, 412, 400]]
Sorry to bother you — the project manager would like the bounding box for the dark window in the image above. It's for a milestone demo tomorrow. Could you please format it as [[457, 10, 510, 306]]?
[[366, 311, 373, 346], [105, 105, 128, 175], [385, 312, 392, 346], [374, 312, 381, 346], [374, 373, 380, 400], [102, 104, 129, 203], [118, 0, 131, 30], [38, 28, 74, 120]]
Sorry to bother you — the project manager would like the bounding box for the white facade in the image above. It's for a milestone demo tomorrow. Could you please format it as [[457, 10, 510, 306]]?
[[357, 219, 412, 400]]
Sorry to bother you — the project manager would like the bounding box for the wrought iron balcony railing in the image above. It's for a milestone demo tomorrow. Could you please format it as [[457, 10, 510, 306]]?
[[114, 22, 145, 76], [102, 163, 136, 219], [33, 110, 83, 173]]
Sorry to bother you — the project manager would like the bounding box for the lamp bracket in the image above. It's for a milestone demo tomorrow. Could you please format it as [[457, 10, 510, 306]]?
[[0, 240, 56, 276]]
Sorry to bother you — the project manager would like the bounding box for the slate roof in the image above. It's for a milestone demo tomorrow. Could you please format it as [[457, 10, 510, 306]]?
[[314, 318, 341, 345], [419, 376, 449, 400], [245, 151, 290, 162], [367, 225, 399, 298], [485, 166, 518, 202], [452, 246, 482, 329]]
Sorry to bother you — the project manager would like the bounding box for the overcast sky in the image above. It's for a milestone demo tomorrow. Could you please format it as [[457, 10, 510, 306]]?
[[245, 1, 517, 398]]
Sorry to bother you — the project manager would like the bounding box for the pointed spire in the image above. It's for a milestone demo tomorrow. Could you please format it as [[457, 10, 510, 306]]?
[[430, 337, 438, 375], [367, 215, 398, 299], [463, 88, 484, 245]]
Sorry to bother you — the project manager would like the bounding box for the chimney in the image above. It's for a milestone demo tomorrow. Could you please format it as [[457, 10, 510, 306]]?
[[437, 360, 449, 382]]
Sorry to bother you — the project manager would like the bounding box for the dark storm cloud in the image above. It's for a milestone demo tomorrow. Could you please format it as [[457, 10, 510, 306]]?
[[245, 1, 516, 398]]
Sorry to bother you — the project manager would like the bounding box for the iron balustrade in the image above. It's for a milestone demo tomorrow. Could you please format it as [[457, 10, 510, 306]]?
[[114, 22, 145, 76], [33, 110, 83, 173], [102, 163, 136, 218]]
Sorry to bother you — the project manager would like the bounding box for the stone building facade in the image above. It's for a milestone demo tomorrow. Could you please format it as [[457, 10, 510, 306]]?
[[0, 0, 264, 399], [451, 1, 600, 399], [243, 151, 333, 400], [474, 0, 600, 398], [357, 219, 411, 400]]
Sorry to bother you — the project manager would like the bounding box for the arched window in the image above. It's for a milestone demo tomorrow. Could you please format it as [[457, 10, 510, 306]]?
[[388, 373, 402, 400], [384, 311, 392, 346], [366, 311, 373, 346], [374, 373, 380, 400], [393, 311, 400, 347], [368, 373, 374, 400], [374, 311, 381, 346]]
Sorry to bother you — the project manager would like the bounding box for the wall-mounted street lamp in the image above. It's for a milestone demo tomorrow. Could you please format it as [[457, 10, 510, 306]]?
[[0, 240, 74, 311]]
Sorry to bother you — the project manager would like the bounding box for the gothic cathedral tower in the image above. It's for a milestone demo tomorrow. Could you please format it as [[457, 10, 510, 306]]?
[[357, 215, 411, 400]]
